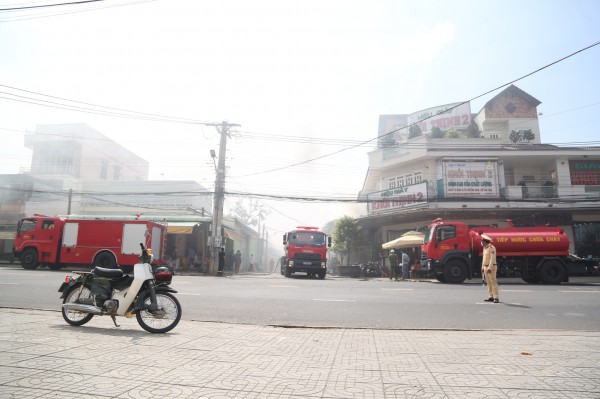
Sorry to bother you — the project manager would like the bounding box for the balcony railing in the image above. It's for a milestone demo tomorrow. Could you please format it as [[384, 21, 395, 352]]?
[[505, 185, 600, 200]]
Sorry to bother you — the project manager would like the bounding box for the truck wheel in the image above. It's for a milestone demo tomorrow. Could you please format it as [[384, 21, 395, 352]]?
[[94, 252, 117, 269], [538, 261, 566, 284], [435, 274, 446, 283], [443, 260, 468, 284], [318, 271, 326, 279], [21, 248, 39, 270]]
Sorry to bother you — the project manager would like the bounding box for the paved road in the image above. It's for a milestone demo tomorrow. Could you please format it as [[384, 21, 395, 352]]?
[[1, 265, 599, 330]]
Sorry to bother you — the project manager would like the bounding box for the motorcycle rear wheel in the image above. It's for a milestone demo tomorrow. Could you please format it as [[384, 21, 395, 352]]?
[[136, 292, 182, 333], [62, 283, 95, 326]]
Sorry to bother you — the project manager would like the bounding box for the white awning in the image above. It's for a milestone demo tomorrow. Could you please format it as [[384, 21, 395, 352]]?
[[382, 231, 424, 249], [224, 228, 244, 241]]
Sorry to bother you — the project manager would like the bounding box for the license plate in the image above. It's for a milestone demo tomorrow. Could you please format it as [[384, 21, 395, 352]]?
[[303, 262, 312, 266]]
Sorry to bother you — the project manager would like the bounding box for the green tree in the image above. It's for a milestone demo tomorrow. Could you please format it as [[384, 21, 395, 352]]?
[[430, 126, 444, 138], [446, 128, 462, 138], [408, 124, 422, 139], [332, 215, 361, 266]]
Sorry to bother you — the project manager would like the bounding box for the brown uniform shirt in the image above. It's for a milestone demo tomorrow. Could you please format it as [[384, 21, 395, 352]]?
[[481, 243, 497, 271]]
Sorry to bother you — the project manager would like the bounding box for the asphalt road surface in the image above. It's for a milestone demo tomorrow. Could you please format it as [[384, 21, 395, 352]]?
[[1, 264, 599, 331]]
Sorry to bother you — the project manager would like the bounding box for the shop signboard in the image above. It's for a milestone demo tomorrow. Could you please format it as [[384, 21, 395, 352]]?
[[569, 160, 600, 185], [407, 102, 471, 135], [367, 182, 428, 214], [442, 160, 499, 197]]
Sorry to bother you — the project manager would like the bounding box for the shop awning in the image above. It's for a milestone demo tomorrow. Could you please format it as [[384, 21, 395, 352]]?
[[224, 228, 244, 241], [166, 222, 199, 235], [382, 231, 424, 249]]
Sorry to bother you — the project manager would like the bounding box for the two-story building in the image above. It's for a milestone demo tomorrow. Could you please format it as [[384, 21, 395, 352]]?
[[358, 85, 600, 260]]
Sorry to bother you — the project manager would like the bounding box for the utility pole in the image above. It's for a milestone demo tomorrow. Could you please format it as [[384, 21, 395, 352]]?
[[205, 120, 240, 275]]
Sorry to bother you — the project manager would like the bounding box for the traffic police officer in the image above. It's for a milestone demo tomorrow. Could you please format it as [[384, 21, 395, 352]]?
[[388, 250, 399, 281], [481, 234, 499, 303]]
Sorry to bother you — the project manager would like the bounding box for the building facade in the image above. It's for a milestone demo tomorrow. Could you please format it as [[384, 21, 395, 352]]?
[[358, 85, 600, 261], [0, 123, 266, 271]]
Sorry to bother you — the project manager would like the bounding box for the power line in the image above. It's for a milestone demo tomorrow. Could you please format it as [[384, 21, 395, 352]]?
[[232, 40, 600, 179], [0, 0, 106, 11], [0, 0, 156, 22], [0, 88, 216, 125]]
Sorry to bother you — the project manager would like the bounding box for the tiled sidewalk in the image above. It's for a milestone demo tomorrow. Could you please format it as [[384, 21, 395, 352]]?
[[0, 308, 599, 398]]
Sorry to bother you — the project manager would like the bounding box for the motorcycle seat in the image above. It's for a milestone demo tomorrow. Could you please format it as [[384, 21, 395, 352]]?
[[92, 267, 124, 279]]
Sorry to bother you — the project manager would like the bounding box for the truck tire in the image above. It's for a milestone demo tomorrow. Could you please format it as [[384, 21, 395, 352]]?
[[94, 252, 117, 269], [21, 248, 39, 270], [435, 274, 446, 283], [318, 271, 326, 279], [47, 264, 62, 271], [538, 261, 566, 284], [443, 260, 468, 284], [284, 267, 291, 278]]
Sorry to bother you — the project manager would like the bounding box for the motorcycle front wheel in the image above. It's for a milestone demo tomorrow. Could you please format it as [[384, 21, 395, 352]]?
[[62, 283, 95, 326], [136, 292, 182, 333]]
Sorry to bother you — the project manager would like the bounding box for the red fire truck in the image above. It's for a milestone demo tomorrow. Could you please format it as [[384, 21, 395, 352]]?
[[281, 226, 331, 279], [13, 215, 165, 271], [421, 218, 596, 284]]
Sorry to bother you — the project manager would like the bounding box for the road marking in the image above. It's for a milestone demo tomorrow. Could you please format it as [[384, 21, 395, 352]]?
[[500, 289, 533, 293], [564, 313, 586, 317], [312, 299, 355, 302], [559, 290, 599, 293], [381, 288, 414, 291], [269, 285, 298, 288], [0, 282, 18, 285]]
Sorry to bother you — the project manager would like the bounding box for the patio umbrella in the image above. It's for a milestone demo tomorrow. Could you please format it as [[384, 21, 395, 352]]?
[[381, 231, 424, 249]]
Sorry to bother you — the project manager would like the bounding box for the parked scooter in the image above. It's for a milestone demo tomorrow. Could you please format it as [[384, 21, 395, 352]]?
[[59, 243, 181, 333], [361, 261, 382, 278]]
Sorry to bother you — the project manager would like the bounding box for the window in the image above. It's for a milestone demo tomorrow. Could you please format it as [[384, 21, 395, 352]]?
[[388, 177, 396, 189], [437, 226, 456, 242], [42, 220, 55, 230], [406, 174, 414, 186], [100, 160, 108, 179], [414, 172, 422, 183], [113, 166, 121, 181]]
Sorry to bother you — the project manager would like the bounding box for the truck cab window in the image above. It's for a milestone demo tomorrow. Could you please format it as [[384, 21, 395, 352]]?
[[18, 219, 37, 233], [42, 221, 55, 230], [437, 226, 456, 242]]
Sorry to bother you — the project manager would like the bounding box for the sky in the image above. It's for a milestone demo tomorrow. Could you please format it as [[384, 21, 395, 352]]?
[[1, 0, 599, 239]]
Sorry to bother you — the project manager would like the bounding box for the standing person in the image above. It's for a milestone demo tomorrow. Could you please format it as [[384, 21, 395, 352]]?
[[234, 250, 242, 274], [187, 247, 196, 270], [171, 247, 179, 272], [218, 247, 226, 276], [481, 234, 499, 303], [388, 250, 399, 281], [401, 250, 410, 280]]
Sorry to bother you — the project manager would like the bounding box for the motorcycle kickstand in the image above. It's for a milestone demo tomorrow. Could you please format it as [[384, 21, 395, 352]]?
[[110, 315, 120, 327]]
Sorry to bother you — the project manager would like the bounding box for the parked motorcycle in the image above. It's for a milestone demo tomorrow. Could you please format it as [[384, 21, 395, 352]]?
[[361, 261, 382, 278], [59, 244, 181, 333]]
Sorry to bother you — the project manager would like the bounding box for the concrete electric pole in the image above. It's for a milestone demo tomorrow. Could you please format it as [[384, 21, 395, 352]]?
[[206, 120, 240, 275]]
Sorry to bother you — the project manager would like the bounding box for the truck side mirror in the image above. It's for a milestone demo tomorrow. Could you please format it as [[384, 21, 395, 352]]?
[[327, 236, 332, 247], [282, 234, 287, 245]]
